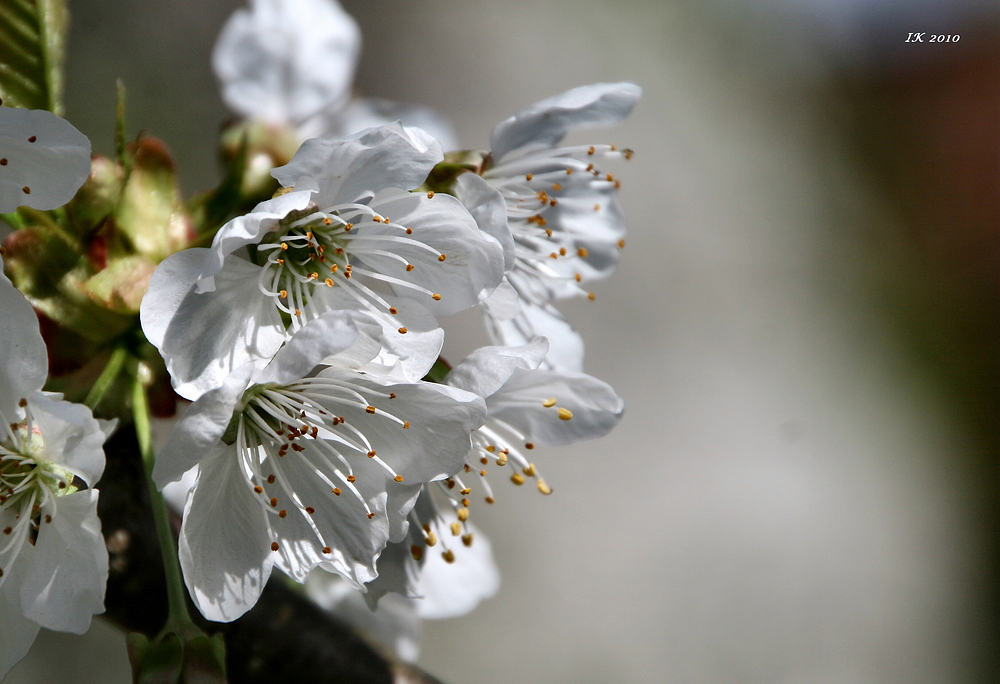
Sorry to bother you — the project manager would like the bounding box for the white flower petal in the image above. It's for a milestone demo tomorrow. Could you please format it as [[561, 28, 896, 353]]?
[[0, 564, 41, 679], [454, 172, 515, 272], [201, 190, 314, 285], [305, 570, 422, 663], [154, 364, 255, 488], [179, 445, 273, 623], [27, 391, 107, 485], [446, 338, 548, 399], [487, 368, 624, 446], [490, 82, 641, 162], [20, 490, 107, 633], [253, 311, 375, 386], [212, 0, 361, 125], [272, 123, 442, 206], [413, 521, 499, 620], [316, 368, 486, 484], [0, 260, 47, 424], [141, 249, 285, 400], [480, 276, 521, 321], [312, 285, 444, 382], [321, 97, 459, 151], [486, 299, 585, 373], [270, 450, 392, 585], [362, 189, 505, 316], [0, 107, 91, 213]]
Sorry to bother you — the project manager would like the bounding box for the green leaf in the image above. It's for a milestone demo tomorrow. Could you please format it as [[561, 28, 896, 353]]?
[[0, 0, 68, 114]]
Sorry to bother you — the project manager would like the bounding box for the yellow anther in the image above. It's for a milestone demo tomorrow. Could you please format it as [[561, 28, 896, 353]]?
[[526, 173, 533, 180], [325, 278, 334, 287], [442, 550, 455, 563], [575, 273, 582, 282], [306, 506, 315, 514], [522, 463, 536, 476], [462, 533, 474, 547], [480, 469, 487, 476], [394, 475, 404, 482], [559, 247, 567, 256], [525, 442, 535, 450], [389, 306, 398, 314], [294, 309, 302, 316], [398, 327, 408, 334], [279, 289, 287, 298], [588, 146, 595, 155], [558, 407, 574, 420], [332, 487, 341, 496], [270, 497, 278, 507], [587, 292, 596, 301], [254, 485, 263, 494], [366, 406, 376, 414], [611, 144, 618, 151], [497, 453, 508, 466], [411, 545, 424, 561], [406, 227, 412, 234], [344, 223, 353, 231], [594, 204, 601, 211], [618, 239, 626, 248], [403, 421, 410, 429], [552, 183, 562, 191], [346, 475, 356, 483], [461, 487, 472, 495], [511, 473, 526, 486], [323, 546, 332, 554], [450, 522, 462, 536], [606, 173, 615, 182], [271, 542, 280, 551], [485, 445, 495, 453], [323, 217, 332, 225], [278, 509, 287, 518], [406, 264, 414, 271], [367, 450, 376, 458], [438, 254, 447, 262], [425, 531, 437, 546], [624, 149, 634, 160], [577, 247, 589, 258], [457, 507, 469, 522], [367, 512, 375, 519], [538, 480, 553, 495], [280, 242, 288, 250], [427, 190, 435, 198], [432, 293, 441, 301], [485, 496, 495, 504], [550, 252, 558, 259]]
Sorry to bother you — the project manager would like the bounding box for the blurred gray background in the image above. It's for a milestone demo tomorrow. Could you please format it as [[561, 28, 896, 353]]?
[[7, 0, 998, 682]]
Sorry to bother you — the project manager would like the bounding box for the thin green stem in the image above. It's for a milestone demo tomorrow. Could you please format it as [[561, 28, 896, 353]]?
[[84, 346, 128, 411], [131, 370, 199, 639]]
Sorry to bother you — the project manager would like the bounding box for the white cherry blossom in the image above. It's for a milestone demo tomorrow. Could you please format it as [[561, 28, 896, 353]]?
[[0, 107, 91, 214], [213, 0, 457, 148], [153, 312, 487, 622], [475, 83, 641, 371], [443, 336, 624, 510], [0, 257, 109, 678], [141, 123, 508, 399]]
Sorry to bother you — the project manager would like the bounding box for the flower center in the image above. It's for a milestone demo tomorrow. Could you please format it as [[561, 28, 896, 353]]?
[[0, 413, 77, 585], [225, 376, 413, 556], [255, 200, 446, 332]]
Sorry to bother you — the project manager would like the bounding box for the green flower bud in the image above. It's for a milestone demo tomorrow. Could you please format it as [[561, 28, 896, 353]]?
[[114, 138, 195, 262], [67, 155, 123, 236]]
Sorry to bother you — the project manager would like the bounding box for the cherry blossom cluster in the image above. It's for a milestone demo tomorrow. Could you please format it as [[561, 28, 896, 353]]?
[[0, 0, 640, 671]]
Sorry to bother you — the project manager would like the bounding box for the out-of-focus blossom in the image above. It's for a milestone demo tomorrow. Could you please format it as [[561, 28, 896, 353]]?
[[213, 0, 457, 148]]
